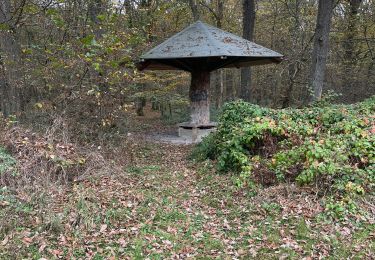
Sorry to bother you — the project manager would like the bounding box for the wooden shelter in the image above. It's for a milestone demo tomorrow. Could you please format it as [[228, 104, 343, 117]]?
[[137, 21, 283, 139]]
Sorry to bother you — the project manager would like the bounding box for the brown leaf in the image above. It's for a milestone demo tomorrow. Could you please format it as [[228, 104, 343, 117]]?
[[0, 201, 10, 207], [1, 236, 9, 246], [22, 236, 33, 246], [39, 242, 47, 252], [51, 249, 63, 257], [249, 248, 258, 257], [100, 224, 108, 233], [118, 237, 127, 247]]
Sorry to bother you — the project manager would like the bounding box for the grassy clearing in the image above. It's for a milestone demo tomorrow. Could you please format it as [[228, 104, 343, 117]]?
[[1, 137, 374, 259], [0, 99, 374, 259]]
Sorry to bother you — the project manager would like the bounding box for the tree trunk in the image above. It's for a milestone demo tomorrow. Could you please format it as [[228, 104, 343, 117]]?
[[87, 0, 108, 93], [344, 0, 362, 63], [309, 0, 334, 102], [88, 0, 106, 38], [216, 0, 224, 28], [0, 0, 22, 117], [225, 69, 234, 102], [240, 0, 255, 102], [124, 0, 133, 27], [190, 71, 210, 125], [214, 0, 224, 108], [135, 97, 146, 116], [188, 0, 200, 21], [219, 70, 224, 106], [342, 0, 362, 100]]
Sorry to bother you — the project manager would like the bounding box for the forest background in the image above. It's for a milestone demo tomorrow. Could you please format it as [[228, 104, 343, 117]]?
[[1, 0, 374, 133]]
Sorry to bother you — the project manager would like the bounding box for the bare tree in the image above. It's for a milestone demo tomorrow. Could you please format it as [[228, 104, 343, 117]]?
[[240, 0, 255, 102], [309, 0, 334, 102]]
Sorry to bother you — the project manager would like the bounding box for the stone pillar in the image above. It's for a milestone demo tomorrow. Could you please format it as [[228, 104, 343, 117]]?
[[189, 70, 210, 125]]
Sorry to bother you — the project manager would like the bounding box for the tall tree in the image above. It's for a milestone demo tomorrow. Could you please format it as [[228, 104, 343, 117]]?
[[88, 0, 107, 38], [124, 0, 134, 27], [340, 0, 362, 101], [216, 0, 225, 107], [188, 0, 200, 21], [0, 0, 23, 117], [344, 0, 362, 63], [202, 0, 225, 107], [193, 0, 226, 107], [309, 0, 334, 102], [240, 0, 255, 102]]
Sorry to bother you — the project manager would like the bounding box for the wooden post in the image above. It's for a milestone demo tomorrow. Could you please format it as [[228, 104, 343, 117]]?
[[189, 70, 210, 125]]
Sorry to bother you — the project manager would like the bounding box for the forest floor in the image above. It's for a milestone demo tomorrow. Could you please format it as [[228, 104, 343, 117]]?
[[0, 108, 374, 259]]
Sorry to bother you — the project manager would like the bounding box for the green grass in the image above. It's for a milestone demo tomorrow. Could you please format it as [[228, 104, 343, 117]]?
[[0, 146, 17, 175], [1, 140, 374, 259]]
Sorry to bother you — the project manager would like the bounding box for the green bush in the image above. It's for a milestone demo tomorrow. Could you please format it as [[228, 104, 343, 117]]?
[[193, 97, 375, 200]]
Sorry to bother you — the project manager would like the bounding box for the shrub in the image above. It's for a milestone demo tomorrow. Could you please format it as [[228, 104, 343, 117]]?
[[193, 97, 375, 200]]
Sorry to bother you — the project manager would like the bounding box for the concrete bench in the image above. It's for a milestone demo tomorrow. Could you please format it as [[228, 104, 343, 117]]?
[[178, 122, 217, 143]]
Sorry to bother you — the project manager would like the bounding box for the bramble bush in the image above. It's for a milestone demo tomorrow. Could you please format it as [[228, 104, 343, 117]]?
[[192, 96, 374, 216]]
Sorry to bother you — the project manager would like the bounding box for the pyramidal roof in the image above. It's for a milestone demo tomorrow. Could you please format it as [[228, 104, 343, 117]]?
[[138, 21, 283, 71], [142, 21, 282, 59]]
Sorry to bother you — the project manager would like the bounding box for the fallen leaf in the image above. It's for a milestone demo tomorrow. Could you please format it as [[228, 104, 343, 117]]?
[[100, 224, 108, 233], [22, 237, 33, 246], [118, 237, 127, 247], [39, 242, 47, 252], [1, 236, 9, 246], [0, 201, 10, 207], [50, 249, 63, 257]]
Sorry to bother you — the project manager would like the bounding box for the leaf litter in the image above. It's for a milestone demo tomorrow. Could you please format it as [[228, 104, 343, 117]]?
[[0, 118, 374, 259]]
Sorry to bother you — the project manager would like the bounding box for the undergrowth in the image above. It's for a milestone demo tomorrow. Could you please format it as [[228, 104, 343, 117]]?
[[0, 147, 17, 176], [192, 96, 374, 218]]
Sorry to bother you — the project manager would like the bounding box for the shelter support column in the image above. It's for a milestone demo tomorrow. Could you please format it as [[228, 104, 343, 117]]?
[[190, 70, 210, 125]]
